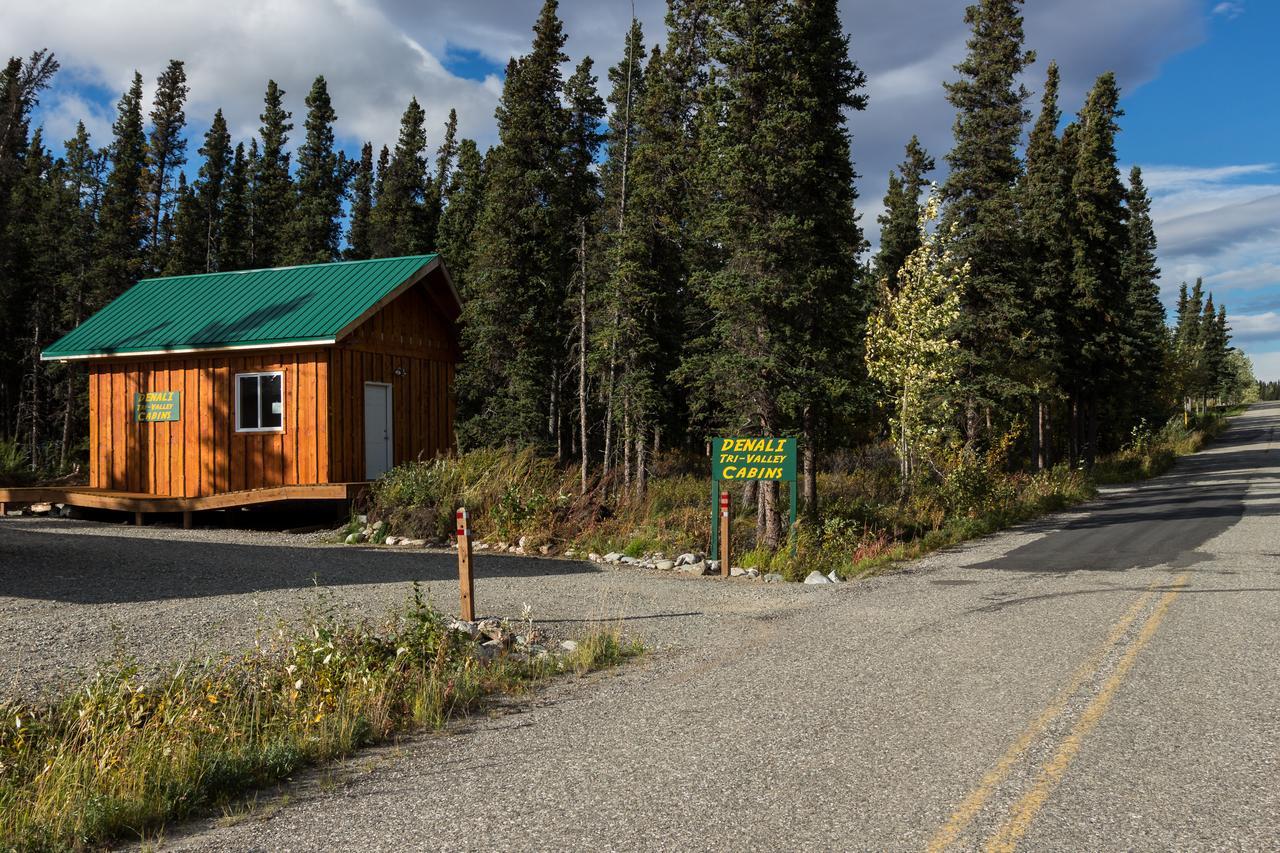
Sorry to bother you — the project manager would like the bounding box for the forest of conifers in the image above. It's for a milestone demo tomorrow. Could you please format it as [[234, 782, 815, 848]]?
[[0, 0, 1255, 544]]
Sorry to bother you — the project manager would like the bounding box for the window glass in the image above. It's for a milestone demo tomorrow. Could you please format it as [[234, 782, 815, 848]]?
[[238, 375, 259, 430], [261, 374, 283, 428]]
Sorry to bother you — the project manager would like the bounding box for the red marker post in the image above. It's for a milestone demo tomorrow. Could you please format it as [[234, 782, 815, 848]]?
[[456, 507, 475, 621], [719, 491, 731, 578]]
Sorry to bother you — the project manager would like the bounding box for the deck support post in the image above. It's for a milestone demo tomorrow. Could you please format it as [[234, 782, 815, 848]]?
[[182, 511, 193, 530], [134, 512, 144, 526], [0, 502, 6, 517]]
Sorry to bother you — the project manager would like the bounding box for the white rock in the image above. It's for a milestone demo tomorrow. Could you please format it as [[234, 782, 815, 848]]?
[[539, 544, 553, 555], [708, 560, 721, 573], [344, 532, 362, 545], [746, 568, 761, 579], [827, 570, 842, 583], [356, 514, 369, 524], [764, 572, 784, 583], [730, 566, 747, 577], [675, 553, 697, 566], [404, 538, 426, 547], [603, 552, 624, 563], [560, 640, 579, 652], [518, 536, 530, 551], [565, 549, 577, 557], [588, 552, 603, 563], [655, 560, 676, 571], [384, 536, 400, 546], [447, 619, 480, 638], [679, 561, 709, 576], [804, 571, 832, 585], [29, 502, 52, 514], [620, 556, 639, 565]]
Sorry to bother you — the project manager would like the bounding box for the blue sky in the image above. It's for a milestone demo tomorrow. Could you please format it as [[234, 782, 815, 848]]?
[[5, 0, 1279, 376]]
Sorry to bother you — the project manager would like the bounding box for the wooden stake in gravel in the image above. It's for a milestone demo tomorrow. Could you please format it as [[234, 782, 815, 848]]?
[[719, 491, 730, 578], [456, 507, 475, 621]]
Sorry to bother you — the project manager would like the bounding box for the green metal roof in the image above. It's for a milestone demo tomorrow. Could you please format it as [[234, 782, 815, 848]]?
[[43, 254, 448, 360]]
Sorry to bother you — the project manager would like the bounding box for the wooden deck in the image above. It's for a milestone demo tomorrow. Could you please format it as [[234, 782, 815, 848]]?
[[0, 483, 366, 525]]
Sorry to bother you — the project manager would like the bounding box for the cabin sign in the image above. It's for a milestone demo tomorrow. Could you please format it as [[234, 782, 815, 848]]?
[[134, 391, 181, 422]]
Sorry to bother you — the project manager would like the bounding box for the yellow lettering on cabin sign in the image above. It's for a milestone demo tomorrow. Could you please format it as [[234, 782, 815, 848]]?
[[711, 437, 796, 481], [133, 391, 181, 423]]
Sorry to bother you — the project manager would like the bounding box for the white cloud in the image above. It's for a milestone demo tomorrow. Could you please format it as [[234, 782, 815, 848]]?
[[1212, 2, 1245, 20]]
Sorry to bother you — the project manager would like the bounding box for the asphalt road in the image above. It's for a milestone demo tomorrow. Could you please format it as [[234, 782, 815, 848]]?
[[6, 405, 1279, 851]]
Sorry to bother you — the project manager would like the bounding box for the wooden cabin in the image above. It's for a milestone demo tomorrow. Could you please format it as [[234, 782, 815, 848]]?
[[29, 254, 460, 511]]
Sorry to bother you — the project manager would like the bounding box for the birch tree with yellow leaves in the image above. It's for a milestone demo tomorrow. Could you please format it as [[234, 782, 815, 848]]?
[[866, 192, 967, 481]]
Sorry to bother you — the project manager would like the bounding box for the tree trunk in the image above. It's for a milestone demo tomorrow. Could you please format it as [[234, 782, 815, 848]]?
[[801, 406, 817, 517], [1029, 399, 1040, 472], [1085, 397, 1099, 469], [578, 221, 589, 494], [762, 480, 782, 550], [622, 396, 632, 497], [635, 430, 647, 499]]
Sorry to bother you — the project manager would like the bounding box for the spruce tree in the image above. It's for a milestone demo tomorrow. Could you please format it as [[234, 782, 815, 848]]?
[[1067, 72, 1127, 463], [164, 172, 205, 275], [253, 80, 294, 268], [688, 0, 867, 541], [436, 139, 484, 290], [220, 142, 251, 270], [427, 107, 458, 243], [144, 60, 188, 273], [1018, 61, 1072, 467], [941, 0, 1035, 438], [874, 136, 935, 290], [460, 0, 571, 448], [370, 97, 429, 257], [347, 142, 374, 260], [597, 21, 651, 486], [1121, 165, 1167, 425], [0, 51, 58, 279], [289, 75, 346, 264], [92, 72, 148, 306]]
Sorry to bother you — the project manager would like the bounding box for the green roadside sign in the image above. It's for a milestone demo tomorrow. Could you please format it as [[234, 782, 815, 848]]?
[[710, 436, 798, 559]]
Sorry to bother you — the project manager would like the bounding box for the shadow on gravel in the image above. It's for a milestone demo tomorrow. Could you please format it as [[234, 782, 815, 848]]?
[[0, 521, 600, 604]]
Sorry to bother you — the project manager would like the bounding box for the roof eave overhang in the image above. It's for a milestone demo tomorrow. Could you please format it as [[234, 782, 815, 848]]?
[[40, 337, 338, 363]]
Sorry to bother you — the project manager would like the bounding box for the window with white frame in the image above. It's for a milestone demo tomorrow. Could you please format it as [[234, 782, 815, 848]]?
[[235, 372, 284, 432]]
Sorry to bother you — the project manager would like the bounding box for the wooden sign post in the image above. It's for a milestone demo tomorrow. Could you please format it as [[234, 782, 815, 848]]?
[[456, 507, 475, 621], [719, 491, 730, 577]]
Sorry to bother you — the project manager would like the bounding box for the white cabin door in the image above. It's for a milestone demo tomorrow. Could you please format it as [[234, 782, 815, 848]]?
[[364, 382, 393, 479]]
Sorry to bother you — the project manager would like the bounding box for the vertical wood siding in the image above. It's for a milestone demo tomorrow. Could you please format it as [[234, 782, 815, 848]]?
[[87, 350, 330, 497]]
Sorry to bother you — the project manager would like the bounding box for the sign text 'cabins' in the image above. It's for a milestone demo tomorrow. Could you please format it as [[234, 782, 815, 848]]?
[[711, 437, 797, 481], [133, 391, 181, 422]]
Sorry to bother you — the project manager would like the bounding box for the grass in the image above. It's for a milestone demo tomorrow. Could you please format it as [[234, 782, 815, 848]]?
[[364, 409, 1239, 582], [0, 588, 640, 850]]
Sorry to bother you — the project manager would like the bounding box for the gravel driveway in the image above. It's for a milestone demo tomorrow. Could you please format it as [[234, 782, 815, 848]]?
[[0, 517, 816, 699]]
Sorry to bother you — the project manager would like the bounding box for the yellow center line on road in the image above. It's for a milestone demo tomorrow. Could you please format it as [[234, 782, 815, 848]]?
[[925, 582, 1162, 853], [982, 573, 1191, 853]]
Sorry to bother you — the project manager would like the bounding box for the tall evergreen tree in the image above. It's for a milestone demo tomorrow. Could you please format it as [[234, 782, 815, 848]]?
[[196, 110, 233, 271], [289, 75, 346, 264], [92, 72, 148, 306], [688, 0, 868, 542], [1121, 165, 1167, 425], [0, 51, 58, 283], [1018, 61, 1072, 468], [427, 107, 459, 242], [460, 0, 572, 448], [347, 141, 375, 260], [144, 60, 188, 272], [253, 80, 294, 267], [941, 0, 1035, 439], [370, 97, 429, 257], [874, 135, 934, 290], [220, 141, 252, 270], [164, 172, 204, 275], [1067, 72, 1127, 464], [436, 139, 485, 289]]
